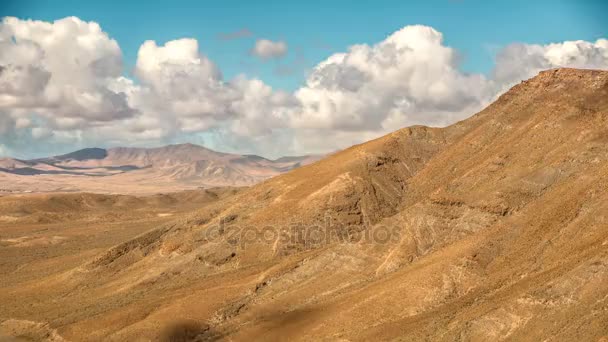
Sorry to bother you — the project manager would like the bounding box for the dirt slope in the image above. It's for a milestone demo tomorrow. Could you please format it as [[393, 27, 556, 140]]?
[[1, 68, 607, 341]]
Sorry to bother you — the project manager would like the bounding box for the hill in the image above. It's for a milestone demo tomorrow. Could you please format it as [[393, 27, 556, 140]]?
[[1, 68, 607, 341]]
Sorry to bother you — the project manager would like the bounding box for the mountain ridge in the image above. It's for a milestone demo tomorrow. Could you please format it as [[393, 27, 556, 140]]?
[[32, 143, 315, 165]]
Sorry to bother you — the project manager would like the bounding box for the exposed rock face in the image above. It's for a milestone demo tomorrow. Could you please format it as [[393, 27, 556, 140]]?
[[1, 68, 608, 341]]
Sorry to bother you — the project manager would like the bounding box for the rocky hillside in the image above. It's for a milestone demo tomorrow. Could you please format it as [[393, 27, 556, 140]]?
[[1, 68, 607, 341]]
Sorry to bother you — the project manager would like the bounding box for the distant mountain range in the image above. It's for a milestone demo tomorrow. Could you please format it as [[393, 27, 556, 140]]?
[[0, 144, 322, 194]]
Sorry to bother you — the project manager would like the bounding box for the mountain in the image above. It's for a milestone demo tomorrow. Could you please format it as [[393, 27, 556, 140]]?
[[0, 144, 322, 194], [46, 147, 109, 162], [1, 68, 607, 340], [0, 158, 32, 170]]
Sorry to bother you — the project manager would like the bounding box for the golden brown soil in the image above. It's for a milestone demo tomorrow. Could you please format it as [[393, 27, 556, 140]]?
[[1, 68, 608, 341]]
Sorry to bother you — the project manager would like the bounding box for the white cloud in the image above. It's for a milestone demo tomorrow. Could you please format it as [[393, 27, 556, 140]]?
[[251, 39, 288, 60], [0, 16, 607, 159], [129, 38, 294, 140], [0, 16, 134, 125], [291, 26, 493, 133], [280, 29, 608, 153], [134, 38, 235, 122], [493, 39, 608, 87]]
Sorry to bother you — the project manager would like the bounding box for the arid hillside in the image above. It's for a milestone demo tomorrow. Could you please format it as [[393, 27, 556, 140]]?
[[1, 68, 607, 341], [0, 144, 321, 194]]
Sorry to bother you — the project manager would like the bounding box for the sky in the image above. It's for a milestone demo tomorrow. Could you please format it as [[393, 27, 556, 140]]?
[[0, 0, 607, 158]]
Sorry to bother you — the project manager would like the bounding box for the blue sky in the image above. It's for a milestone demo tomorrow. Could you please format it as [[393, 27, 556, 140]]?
[[3, 0, 606, 91], [1, 0, 607, 159]]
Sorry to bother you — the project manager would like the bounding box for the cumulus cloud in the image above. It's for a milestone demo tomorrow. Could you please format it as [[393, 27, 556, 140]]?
[[280, 29, 608, 153], [251, 39, 288, 60], [129, 38, 294, 139], [0, 16, 134, 126], [0, 16, 607, 158], [291, 26, 493, 132], [135, 38, 234, 120], [493, 39, 608, 87]]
